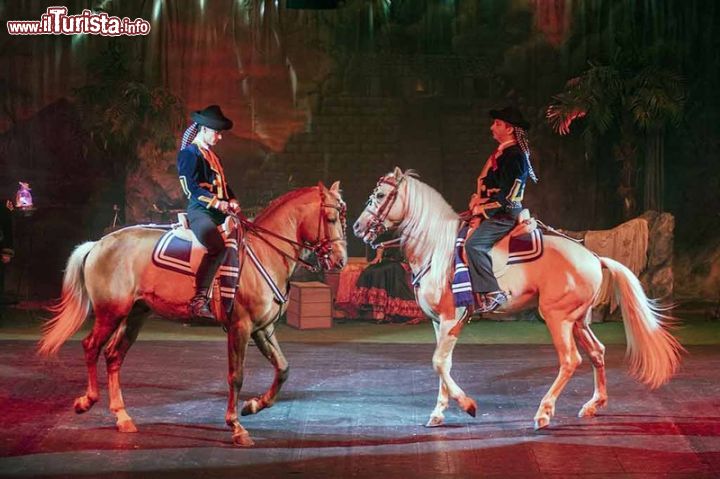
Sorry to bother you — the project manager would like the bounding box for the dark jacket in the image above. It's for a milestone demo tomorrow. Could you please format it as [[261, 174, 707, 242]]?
[[176, 143, 236, 215], [476, 145, 529, 218]]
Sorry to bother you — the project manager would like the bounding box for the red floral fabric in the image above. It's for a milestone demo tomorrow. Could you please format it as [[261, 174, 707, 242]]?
[[350, 286, 424, 321]]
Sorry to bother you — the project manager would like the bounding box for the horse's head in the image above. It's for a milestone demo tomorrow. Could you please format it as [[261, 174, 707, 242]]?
[[353, 166, 408, 245], [300, 181, 348, 270]]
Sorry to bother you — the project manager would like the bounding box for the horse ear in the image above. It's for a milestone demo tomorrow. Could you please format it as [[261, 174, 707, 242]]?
[[393, 166, 403, 178], [317, 181, 327, 191], [329, 181, 340, 193]]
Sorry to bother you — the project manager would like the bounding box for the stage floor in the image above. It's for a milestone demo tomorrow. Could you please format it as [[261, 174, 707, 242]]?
[[1, 340, 720, 478]]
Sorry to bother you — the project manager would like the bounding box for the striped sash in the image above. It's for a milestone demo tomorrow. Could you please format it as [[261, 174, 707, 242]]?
[[452, 225, 475, 308]]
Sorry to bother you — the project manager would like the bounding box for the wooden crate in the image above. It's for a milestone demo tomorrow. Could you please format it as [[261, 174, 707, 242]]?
[[287, 281, 332, 329]]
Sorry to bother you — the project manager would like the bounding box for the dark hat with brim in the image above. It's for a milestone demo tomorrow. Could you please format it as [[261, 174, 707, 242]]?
[[191, 105, 233, 131], [490, 106, 530, 131]]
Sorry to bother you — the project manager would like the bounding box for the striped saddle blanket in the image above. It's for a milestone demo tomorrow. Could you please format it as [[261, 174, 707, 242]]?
[[452, 223, 544, 308], [151, 229, 240, 315]]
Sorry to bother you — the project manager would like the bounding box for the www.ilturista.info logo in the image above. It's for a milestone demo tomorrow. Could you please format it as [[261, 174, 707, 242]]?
[[7, 6, 151, 36]]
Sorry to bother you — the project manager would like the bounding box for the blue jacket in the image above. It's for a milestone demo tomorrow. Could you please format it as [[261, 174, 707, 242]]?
[[176, 143, 236, 212]]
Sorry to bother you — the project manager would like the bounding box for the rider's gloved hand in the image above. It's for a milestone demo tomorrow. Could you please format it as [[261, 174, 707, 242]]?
[[216, 200, 230, 214], [468, 193, 480, 210], [228, 200, 241, 214]]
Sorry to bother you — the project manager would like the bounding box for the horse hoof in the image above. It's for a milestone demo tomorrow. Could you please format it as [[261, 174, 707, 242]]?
[[578, 404, 596, 418], [579, 398, 606, 418], [232, 432, 255, 447], [425, 416, 444, 428], [73, 396, 95, 414], [241, 399, 260, 416], [117, 420, 138, 433], [459, 397, 477, 417], [534, 416, 550, 430]]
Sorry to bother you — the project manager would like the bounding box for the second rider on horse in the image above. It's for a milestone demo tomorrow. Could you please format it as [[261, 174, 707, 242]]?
[[466, 106, 538, 313], [177, 105, 239, 321]]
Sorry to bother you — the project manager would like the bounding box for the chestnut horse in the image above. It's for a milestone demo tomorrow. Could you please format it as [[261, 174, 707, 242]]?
[[38, 182, 347, 446], [353, 168, 682, 430]]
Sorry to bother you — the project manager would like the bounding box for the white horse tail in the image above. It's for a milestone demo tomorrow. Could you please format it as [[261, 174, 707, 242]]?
[[37, 241, 96, 357], [599, 256, 683, 389]]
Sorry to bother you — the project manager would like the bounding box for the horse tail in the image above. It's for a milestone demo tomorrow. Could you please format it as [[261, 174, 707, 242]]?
[[37, 241, 96, 357], [599, 256, 683, 389]]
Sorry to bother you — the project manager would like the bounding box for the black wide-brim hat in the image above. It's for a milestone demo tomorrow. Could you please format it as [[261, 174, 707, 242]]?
[[191, 105, 233, 131], [490, 106, 530, 131]]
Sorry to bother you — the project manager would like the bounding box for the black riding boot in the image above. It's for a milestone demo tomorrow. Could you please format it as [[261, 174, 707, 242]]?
[[190, 287, 215, 320], [191, 252, 223, 321]]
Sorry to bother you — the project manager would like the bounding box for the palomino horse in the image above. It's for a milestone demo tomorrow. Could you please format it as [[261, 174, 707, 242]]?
[[38, 182, 347, 446], [353, 168, 682, 430]]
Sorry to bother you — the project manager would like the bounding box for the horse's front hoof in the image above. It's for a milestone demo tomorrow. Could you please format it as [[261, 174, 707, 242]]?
[[534, 416, 550, 430], [459, 397, 477, 417], [241, 398, 261, 416], [73, 396, 96, 414], [232, 431, 255, 447], [425, 415, 444, 428], [117, 419, 138, 433]]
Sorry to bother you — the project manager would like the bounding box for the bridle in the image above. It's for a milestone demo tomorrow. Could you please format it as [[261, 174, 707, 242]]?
[[362, 174, 405, 243], [237, 188, 347, 272], [311, 189, 348, 270]]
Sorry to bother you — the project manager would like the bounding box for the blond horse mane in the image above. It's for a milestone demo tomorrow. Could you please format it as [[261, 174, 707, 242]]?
[[397, 172, 460, 304], [253, 186, 318, 224]]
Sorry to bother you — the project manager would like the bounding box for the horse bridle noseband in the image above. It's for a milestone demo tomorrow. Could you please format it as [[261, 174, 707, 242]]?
[[238, 188, 347, 272], [363, 174, 405, 243]]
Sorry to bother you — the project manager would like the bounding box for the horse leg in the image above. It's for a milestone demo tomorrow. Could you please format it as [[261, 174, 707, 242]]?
[[534, 316, 582, 430], [426, 319, 450, 427], [103, 313, 145, 432], [574, 313, 608, 418], [242, 324, 289, 416], [430, 310, 477, 423], [225, 313, 254, 447], [74, 304, 129, 414]]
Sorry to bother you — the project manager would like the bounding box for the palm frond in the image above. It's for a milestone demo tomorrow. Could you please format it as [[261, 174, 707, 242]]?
[[629, 66, 685, 131]]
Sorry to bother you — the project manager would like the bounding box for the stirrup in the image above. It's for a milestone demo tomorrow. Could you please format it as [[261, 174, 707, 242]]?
[[475, 291, 508, 314], [190, 294, 216, 321]]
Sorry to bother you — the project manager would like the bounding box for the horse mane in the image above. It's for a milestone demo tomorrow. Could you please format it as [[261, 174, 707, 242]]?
[[398, 173, 460, 304], [253, 186, 317, 223]]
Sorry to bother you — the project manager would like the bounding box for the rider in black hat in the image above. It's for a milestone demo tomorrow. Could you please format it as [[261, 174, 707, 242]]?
[[177, 105, 239, 320], [466, 106, 538, 313]]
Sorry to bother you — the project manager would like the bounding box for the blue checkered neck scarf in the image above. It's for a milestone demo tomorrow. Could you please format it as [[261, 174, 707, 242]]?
[[180, 122, 198, 150], [514, 127, 538, 183]]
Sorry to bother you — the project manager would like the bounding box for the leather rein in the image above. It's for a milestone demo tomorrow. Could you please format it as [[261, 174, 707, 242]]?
[[234, 189, 347, 272]]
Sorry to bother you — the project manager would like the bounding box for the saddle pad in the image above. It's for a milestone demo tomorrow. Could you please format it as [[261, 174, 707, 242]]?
[[152, 231, 197, 275], [151, 229, 240, 314], [507, 229, 544, 265]]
